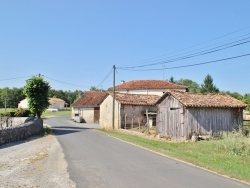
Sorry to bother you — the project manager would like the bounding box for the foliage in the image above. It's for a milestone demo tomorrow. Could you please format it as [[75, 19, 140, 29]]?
[[40, 126, 52, 136], [168, 76, 201, 93], [169, 76, 175, 83], [176, 79, 201, 93], [14, 108, 33, 117], [215, 130, 250, 157], [200, 74, 219, 93], [90, 86, 104, 92], [23, 76, 50, 118], [0, 87, 25, 108]]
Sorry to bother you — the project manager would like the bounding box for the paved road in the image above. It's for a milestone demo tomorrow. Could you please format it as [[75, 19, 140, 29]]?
[[45, 117, 249, 188]]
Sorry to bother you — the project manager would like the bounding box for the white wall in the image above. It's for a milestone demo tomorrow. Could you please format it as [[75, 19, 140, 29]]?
[[100, 95, 120, 129], [117, 88, 186, 96], [71, 107, 94, 123]]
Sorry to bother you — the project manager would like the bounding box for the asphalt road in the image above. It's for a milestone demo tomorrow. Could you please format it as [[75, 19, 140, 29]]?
[[45, 117, 249, 188]]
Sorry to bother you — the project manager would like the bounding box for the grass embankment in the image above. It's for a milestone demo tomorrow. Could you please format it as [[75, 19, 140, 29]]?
[[98, 129, 250, 183], [42, 109, 71, 118], [0, 108, 15, 114]]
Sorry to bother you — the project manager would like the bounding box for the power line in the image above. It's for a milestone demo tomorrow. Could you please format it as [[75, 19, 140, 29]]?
[[0, 75, 34, 81], [96, 67, 113, 89], [44, 76, 91, 88], [118, 38, 250, 69], [117, 26, 250, 67], [118, 53, 250, 71]]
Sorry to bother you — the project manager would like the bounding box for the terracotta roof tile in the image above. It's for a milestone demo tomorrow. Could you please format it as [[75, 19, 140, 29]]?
[[112, 80, 188, 90], [71, 91, 108, 107], [112, 93, 160, 106], [161, 90, 247, 108], [49, 98, 65, 103]]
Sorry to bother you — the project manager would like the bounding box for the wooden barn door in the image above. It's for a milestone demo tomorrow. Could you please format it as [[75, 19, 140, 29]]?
[[94, 108, 100, 124]]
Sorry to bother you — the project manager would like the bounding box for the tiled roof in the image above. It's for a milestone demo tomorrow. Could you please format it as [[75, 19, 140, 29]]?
[[49, 98, 65, 103], [159, 90, 247, 108], [112, 93, 160, 106], [71, 91, 108, 107], [112, 80, 188, 90]]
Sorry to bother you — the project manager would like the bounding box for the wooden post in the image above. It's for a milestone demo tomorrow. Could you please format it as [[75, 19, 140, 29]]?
[[112, 65, 116, 129], [125, 115, 127, 129], [132, 117, 133, 129], [138, 118, 140, 132], [146, 109, 149, 134]]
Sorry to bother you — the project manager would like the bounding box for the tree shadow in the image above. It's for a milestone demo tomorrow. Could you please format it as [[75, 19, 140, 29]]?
[[0, 135, 42, 149], [51, 126, 92, 136]]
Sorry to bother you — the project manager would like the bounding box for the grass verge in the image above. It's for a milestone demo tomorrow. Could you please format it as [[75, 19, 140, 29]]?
[[98, 129, 250, 183], [42, 109, 71, 118], [40, 125, 52, 136]]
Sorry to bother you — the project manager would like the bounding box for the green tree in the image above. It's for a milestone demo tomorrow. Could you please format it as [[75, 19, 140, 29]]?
[[200, 74, 219, 93], [23, 76, 50, 118], [169, 76, 175, 83], [175, 79, 201, 93], [90, 86, 103, 91]]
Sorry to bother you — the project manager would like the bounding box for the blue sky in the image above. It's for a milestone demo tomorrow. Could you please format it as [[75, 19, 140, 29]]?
[[0, 1, 249, 94]]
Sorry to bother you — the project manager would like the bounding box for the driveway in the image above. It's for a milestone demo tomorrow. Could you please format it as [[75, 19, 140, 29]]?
[[45, 117, 249, 188]]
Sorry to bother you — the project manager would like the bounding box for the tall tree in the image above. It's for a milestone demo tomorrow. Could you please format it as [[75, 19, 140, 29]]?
[[200, 74, 219, 93], [175, 79, 201, 93], [169, 76, 175, 83], [23, 76, 50, 118]]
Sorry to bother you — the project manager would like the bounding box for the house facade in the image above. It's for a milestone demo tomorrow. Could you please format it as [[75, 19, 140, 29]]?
[[111, 80, 188, 96], [156, 90, 247, 141], [48, 98, 65, 110], [71, 91, 108, 123], [18, 98, 65, 110], [100, 93, 160, 129]]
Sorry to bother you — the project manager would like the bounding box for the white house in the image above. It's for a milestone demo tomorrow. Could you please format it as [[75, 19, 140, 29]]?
[[18, 98, 66, 110]]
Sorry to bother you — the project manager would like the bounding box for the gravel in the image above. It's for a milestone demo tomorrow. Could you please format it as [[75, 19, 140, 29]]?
[[0, 134, 76, 188]]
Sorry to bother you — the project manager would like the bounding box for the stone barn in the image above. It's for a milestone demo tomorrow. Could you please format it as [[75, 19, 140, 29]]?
[[156, 90, 247, 141], [71, 91, 108, 123], [100, 93, 160, 129]]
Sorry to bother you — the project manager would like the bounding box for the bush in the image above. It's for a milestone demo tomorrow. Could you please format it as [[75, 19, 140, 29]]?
[[40, 126, 52, 136], [14, 108, 34, 117], [215, 130, 250, 157]]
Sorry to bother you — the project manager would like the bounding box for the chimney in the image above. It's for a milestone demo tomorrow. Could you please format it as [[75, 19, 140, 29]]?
[[121, 80, 125, 84]]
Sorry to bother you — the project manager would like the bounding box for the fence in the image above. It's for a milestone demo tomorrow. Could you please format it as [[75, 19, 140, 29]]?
[[122, 110, 157, 135], [243, 120, 250, 126], [0, 115, 13, 129]]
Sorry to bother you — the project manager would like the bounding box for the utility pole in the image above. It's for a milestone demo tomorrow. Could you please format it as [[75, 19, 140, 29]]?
[[4, 87, 8, 113], [112, 65, 116, 129]]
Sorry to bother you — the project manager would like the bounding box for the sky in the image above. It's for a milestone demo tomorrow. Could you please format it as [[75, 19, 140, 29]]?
[[0, 1, 250, 94]]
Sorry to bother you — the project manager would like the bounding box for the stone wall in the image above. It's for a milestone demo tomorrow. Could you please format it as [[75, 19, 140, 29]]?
[[0, 118, 43, 145]]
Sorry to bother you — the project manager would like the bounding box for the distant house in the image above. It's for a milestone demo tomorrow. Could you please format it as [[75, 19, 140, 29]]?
[[110, 80, 188, 96], [18, 98, 66, 110], [100, 92, 160, 129], [71, 91, 108, 123], [156, 90, 247, 141], [48, 98, 66, 110]]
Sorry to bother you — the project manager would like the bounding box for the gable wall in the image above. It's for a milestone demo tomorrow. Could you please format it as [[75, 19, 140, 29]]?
[[100, 95, 120, 129]]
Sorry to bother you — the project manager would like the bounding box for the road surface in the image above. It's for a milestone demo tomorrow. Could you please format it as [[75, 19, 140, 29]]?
[[45, 117, 249, 188]]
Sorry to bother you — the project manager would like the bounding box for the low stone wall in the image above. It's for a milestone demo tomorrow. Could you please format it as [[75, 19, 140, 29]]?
[[0, 118, 43, 145]]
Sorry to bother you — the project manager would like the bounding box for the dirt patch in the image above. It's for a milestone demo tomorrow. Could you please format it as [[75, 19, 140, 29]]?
[[0, 135, 76, 188]]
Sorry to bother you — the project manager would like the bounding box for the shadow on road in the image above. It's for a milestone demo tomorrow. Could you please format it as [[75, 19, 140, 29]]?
[[51, 126, 92, 136]]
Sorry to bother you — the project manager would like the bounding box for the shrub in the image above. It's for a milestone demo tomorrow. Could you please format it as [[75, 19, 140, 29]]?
[[214, 130, 250, 157]]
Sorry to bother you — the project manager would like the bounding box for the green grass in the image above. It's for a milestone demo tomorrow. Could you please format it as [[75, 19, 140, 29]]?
[[41, 109, 71, 118], [98, 129, 250, 183], [0, 108, 15, 114]]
